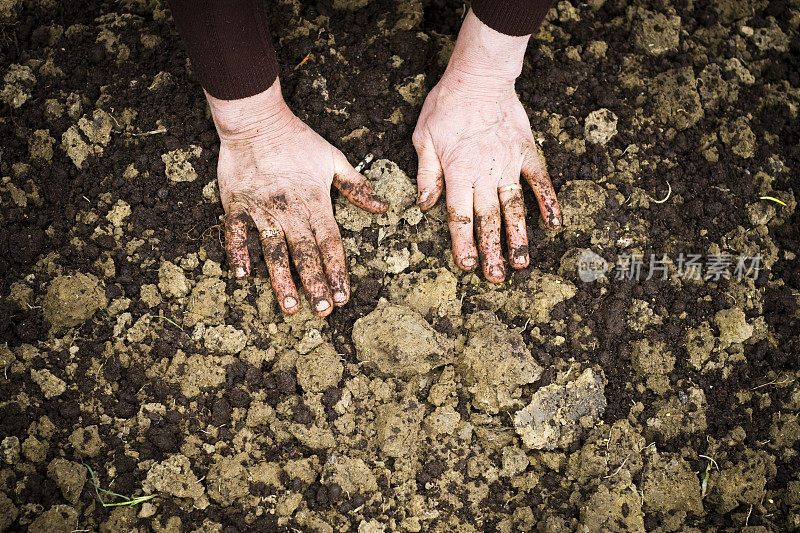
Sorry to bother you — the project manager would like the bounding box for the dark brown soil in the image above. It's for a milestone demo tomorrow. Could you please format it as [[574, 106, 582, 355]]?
[[1, 0, 799, 531]]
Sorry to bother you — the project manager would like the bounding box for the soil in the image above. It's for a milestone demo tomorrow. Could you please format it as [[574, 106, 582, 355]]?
[[1, 0, 799, 531]]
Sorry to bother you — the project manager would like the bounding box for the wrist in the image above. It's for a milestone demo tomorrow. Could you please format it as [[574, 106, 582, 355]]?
[[206, 77, 297, 141], [440, 9, 530, 96]]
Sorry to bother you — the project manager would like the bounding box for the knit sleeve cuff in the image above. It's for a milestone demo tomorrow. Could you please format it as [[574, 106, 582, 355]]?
[[471, 0, 555, 36], [168, 0, 279, 100]]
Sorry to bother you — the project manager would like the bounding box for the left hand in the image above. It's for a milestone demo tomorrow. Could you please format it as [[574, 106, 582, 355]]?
[[412, 9, 562, 283]]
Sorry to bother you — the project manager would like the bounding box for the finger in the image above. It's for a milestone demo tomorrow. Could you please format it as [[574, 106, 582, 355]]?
[[312, 210, 350, 307], [445, 177, 478, 272], [285, 221, 334, 317], [333, 152, 388, 214], [224, 202, 251, 279], [413, 131, 444, 210], [521, 143, 562, 230], [251, 211, 301, 314], [474, 186, 506, 283], [499, 184, 529, 269]]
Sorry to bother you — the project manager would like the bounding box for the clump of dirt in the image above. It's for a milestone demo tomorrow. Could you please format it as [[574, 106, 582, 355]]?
[[46, 458, 86, 504], [514, 367, 606, 450], [42, 272, 106, 329], [352, 302, 453, 376], [458, 311, 543, 414]]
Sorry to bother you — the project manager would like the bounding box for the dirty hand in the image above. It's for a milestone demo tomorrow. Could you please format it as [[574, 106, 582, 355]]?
[[206, 79, 387, 316], [413, 9, 562, 283]]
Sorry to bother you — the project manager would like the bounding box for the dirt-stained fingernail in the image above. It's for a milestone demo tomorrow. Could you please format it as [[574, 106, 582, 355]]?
[[515, 255, 527, 265], [235, 267, 246, 278], [334, 292, 347, 304], [462, 257, 476, 269], [492, 266, 505, 278], [316, 300, 330, 312], [284, 296, 297, 309], [417, 190, 430, 206]]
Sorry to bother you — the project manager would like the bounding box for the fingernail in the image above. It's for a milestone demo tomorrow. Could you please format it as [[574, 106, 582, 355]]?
[[334, 292, 347, 304], [417, 190, 430, 206], [235, 267, 246, 278], [462, 257, 476, 269], [492, 266, 505, 278], [515, 255, 527, 265], [283, 296, 297, 309], [316, 300, 330, 312]]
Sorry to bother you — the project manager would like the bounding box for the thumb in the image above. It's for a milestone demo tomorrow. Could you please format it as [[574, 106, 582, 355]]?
[[413, 131, 444, 211], [332, 151, 388, 214]]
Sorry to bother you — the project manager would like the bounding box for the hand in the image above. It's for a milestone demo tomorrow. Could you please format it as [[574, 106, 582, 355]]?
[[207, 79, 387, 316], [413, 9, 561, 283]]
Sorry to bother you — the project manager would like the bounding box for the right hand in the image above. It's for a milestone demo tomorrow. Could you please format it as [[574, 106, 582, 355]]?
[[207, 79, 387, 317]]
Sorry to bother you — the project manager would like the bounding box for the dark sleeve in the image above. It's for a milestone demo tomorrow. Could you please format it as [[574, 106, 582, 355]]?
[[471, 0, 556, 36], [167, 0, 278, 100]]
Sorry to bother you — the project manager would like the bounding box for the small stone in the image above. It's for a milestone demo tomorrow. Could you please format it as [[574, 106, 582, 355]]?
[[584, 108, 618, 145]]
